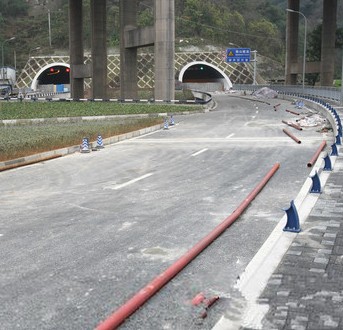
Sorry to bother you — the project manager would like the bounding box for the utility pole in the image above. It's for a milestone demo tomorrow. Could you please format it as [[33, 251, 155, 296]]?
[[251, 50, 257, 85], [341, 50, 343, 105]]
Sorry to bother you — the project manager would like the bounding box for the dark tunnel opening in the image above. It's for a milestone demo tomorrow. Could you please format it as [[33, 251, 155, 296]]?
[[38, 66, 70, 85], [183, 64, 223, 83]]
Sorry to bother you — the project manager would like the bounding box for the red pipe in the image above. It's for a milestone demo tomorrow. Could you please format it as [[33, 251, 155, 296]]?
[[273, 103, 281, 111], [283, 128, 301, 144], [95, 163, 280, 330], [307, 140, 327, 167], [285, 109, 300, 115], [289, 122, 303, 131], [282, 120, 302, 131]]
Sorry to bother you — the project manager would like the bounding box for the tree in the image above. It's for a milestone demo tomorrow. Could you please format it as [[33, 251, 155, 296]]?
[[306, 24, 321, 85], [307, 25, 343, 84], [247, 19, 283, 61], [1, 0, 28, 17]]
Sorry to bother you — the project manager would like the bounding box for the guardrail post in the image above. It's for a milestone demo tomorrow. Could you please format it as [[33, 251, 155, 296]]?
[[310, 171, 321, 193], [333, 111, 341, 125], [283, 200, 301, 233], [336, 134, 341, 146], [323, 154, 332, 171], [331, 143, 339, 156]]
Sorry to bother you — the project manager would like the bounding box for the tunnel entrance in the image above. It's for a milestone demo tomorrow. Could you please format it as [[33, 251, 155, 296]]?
[[39, 66, 70, 85], [31, 63, 70, 91], [183, 64, 222, 82], [179, 61, 232, 92]]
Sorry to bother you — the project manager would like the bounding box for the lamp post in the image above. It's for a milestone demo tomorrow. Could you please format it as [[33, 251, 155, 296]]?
[[1, 37, 16, 82], [28, 47, 41, 89], [48, 9, 52, 48], [29, 46, 41, 59], [286, 9, 307, 90], [341, 50, 343, 106], [252, 50, 257, 85]]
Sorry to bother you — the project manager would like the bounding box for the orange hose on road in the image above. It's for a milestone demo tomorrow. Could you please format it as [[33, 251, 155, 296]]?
[[95, 163, 280, 330]]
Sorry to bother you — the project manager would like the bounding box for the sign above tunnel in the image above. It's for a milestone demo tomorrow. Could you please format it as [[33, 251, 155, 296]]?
[[226, 48, 251, 63]]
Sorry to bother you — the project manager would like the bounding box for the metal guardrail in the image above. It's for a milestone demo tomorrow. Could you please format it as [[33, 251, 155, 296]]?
[[233, 84, 342, 104], [1, 85, 341, 105], [0, 90, 213, 105]]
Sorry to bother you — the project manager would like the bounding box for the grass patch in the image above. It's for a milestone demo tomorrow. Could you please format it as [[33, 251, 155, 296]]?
[[0, 101, 201, 120], [0, 117, 163, 162], [0, 99, 205, 162]]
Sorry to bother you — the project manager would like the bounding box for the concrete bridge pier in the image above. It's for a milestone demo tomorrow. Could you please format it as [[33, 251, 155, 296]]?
[[321, 0, 337, 86], [68, 0, 174, 100], [120, 0, 138, 100], [120, 0, 175, 101], [285, 0, 300, 85], [69, 0, 85, 99], [154, 0, 175, 101], [69, 0, 107, 99], [286, 0, 338, 87], [91, 0, 107, 99]]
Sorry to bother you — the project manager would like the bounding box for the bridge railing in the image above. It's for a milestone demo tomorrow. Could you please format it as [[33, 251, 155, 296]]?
[[233, 84, 342, 104]]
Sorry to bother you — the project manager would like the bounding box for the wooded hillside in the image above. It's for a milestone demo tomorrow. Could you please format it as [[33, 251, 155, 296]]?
[[0, 0, 342, 79]]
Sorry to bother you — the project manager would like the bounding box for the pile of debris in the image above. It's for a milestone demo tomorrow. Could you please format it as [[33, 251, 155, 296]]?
[[252, 87, 278, 99], [296, 113, 331, 132]]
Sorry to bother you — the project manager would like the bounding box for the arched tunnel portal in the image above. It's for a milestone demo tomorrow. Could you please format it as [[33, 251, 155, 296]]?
[[31, 63, 70, 91], [179, 61, 233, 91]]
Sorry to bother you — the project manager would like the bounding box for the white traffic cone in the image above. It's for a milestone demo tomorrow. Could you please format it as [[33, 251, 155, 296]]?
[[96, 134, 104, 149], [163, 118, 169, 130], [80, 137, 90, 153]]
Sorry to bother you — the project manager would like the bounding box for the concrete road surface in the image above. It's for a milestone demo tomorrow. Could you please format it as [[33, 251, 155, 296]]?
[[0, 94, 333, 329]]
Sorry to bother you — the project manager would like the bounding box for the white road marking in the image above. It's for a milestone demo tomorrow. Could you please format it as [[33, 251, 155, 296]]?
[[191, 148, 208, 157], [130, 130, 159, 140], [118, 137, 324, 144], [225, 133, 235, 139], [105, 173, 153, 190], [68, 203, 108, 213]]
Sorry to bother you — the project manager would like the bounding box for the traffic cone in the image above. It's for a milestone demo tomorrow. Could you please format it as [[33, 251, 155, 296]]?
[[169, 115, 175, 126], [163, 118, 169, 130], [80, 137, 90, 153], [96, 134, 104, 149]]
